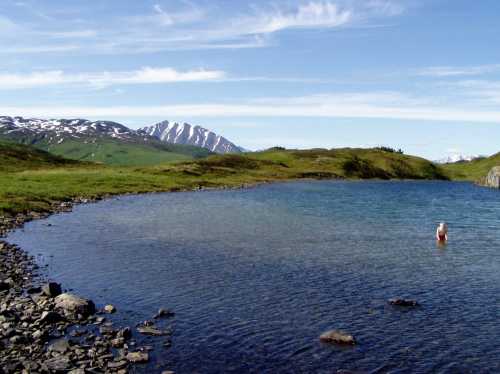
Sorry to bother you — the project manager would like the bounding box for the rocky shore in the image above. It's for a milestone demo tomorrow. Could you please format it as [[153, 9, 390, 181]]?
[[0, 199, 175, 373]]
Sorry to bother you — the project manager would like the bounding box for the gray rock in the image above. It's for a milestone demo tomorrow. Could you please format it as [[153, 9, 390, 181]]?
[[482, 166, 500, 188], [319, 330, 356, 345], [39, 311, 64, 324], [48, 338, 71, 354], [126, 351, 149, 363], [42, 282, 62, 297], [54, 293, 96, 317], [44, 356, 72, 371]]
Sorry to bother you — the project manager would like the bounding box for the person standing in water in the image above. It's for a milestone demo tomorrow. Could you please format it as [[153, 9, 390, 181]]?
[[436, 222, 448, 242]]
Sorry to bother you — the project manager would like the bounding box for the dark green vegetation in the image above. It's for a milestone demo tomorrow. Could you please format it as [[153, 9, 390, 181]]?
[[440, 153, 500, 181], [0, 142, 452, 217]]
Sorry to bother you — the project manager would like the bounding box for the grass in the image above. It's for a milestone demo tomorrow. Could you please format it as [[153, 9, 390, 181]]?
[[440, 153, 500, 181], [3, 136, 212, 166], [0, 143, 453, 217]]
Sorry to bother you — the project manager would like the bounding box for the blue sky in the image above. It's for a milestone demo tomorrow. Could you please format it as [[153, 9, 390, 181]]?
[[1, 0, 500, 159]]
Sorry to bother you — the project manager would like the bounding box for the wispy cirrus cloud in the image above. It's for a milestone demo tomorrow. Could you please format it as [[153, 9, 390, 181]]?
[[0, 67, 225, 89], [3, 92, 500, 123], [0, 1, 406, 54], [417, 64, 500, 77]]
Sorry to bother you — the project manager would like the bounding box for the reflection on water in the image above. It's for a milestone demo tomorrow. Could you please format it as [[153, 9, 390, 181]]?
[[7, 181, 500, 373]]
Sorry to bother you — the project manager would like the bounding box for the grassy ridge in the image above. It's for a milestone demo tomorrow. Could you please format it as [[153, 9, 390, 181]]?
[[441, 153, 500, 181], [0, 142, 450, 216]]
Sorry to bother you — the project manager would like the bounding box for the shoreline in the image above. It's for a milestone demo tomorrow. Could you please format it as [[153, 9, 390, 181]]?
[[0, 195, 177, 373]]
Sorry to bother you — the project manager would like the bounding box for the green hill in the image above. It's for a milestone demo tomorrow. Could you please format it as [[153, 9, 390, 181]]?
[[40, 138, 211, 166], [441, 153, 500, 181]]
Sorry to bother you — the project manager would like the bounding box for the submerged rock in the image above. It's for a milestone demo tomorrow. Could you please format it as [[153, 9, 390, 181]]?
[[137, 325, 169, 336], [389, 298, 419, 307], [154, 308, 175, 319], [54, 293, 96, 317], [319, 330, 356, 345]]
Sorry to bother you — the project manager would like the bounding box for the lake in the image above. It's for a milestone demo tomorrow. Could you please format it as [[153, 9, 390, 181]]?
[[7, 181, 500, 373]]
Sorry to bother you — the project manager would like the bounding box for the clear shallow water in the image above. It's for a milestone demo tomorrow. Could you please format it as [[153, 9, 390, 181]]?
[[7, 181, 500, 373]]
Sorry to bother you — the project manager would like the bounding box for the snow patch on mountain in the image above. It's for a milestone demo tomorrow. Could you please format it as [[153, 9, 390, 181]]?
[[0, 116, 136, 143], [435, 154, 480, 164], [140, 120, 242, 154]]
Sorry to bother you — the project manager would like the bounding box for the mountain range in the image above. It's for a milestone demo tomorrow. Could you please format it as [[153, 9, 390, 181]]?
[[140, 121, 243, 154], [0, 116, 242, 166]]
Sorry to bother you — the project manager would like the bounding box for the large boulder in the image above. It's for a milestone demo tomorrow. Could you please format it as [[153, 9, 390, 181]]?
[[483, 166, 500, 188], [319, 330, 356, 345], [54, 293, 96, 317]]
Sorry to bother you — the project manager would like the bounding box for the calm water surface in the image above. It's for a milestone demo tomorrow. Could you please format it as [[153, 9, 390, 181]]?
[[7, 181, 500, 373]]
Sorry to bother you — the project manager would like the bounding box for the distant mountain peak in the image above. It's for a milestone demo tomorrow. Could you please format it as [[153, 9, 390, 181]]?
[[435, 154, 481, 164], [140, 120, 242, 154]]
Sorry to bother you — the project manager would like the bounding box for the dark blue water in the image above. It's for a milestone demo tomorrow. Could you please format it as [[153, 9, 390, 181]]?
[[7, 181, 500, 373]]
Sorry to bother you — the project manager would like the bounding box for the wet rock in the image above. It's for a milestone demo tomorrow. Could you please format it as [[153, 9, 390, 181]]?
[[27, 286, 42, 294], [0, 281, 9, 292], [389, 298, 419, 307], [117, 327, 132, 340], [137, 325, 169, 336], [126, 351, 149, 363], [42, 282, 62, 297], [153, 308, 175, 319], [39, 310, 64, 324], [54, 293, 96, 317], [319, 330, 356, 345], [103, 304, 116, 314]]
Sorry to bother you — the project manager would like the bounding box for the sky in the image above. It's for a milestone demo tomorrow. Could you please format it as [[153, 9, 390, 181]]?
[[1, 0, 500, 159]]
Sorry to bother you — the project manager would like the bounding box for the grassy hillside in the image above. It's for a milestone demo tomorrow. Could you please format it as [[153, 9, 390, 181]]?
[[16, 138, 212, 166], [441, 153, 500, 181], [41, 139, 211, 166], [0, 144, 449, 217], [0, 140, 81, 172]]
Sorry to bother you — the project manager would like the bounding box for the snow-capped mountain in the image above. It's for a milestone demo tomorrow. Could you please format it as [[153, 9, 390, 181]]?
[[0, 116, 138, 144], [435, 154, 480, 164], [140, 121, 242, 154]]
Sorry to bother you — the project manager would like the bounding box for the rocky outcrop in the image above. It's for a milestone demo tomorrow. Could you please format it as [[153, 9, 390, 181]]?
[[482, 166, 500, 188]]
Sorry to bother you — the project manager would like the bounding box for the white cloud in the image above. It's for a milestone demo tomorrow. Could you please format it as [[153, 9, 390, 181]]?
[[235, 2, 352, 35], [3, 92, 500, 123], [151, 3, 203, 25], [417, 65, 500, 77], [0, 67, 225, 89]]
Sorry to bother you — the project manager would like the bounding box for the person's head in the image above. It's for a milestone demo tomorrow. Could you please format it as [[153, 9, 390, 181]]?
[[438, 222, 448, 231]]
